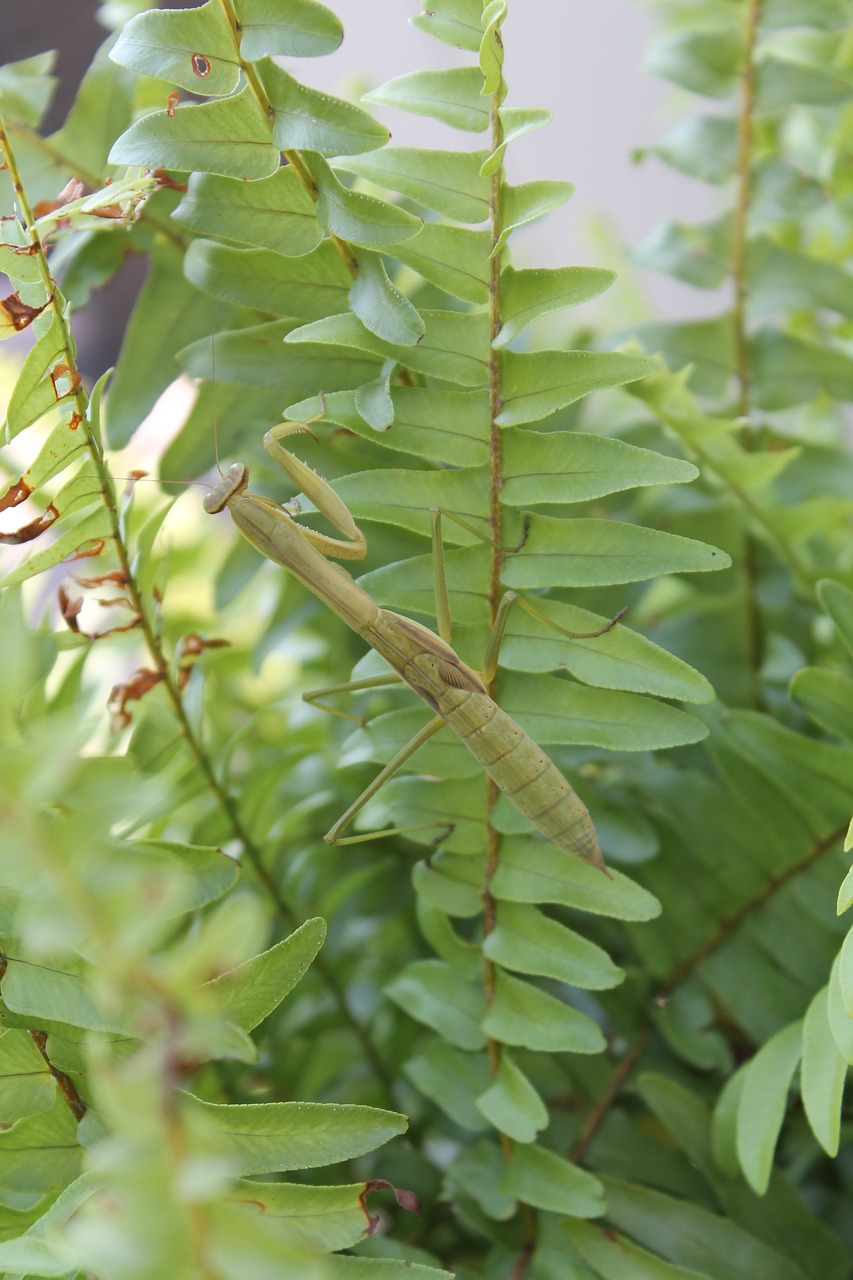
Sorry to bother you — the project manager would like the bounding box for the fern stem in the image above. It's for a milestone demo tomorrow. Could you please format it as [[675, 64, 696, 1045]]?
[[0, 120, 394, 1108], [732, 0, 761, 424], [216, 0, 359, 280], [29, 1029, 87, 1120], [570, 817, 847, 1162], [731, 0, 764, 703]]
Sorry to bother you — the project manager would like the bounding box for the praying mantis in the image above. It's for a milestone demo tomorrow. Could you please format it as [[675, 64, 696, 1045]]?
[[205, 422, 622, 874]]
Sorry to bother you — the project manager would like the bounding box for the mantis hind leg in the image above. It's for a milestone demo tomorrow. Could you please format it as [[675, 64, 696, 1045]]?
[[324, 715, 452, 846], [482, 592, 628, 684]]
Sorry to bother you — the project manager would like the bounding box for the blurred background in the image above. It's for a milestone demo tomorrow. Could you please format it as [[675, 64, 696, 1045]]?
[[3, 0, 721, 374]]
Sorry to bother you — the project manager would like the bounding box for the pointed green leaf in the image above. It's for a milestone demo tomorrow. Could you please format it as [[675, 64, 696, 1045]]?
[[365, 68, 491, 132], [1, 507, 114, 589], [328, 466, 487, 540], [495, 180, 574, 252], [497, 349, 659, 426], [827, 958, 853, 1062], [325, 1261, 452, 1279], [645, 29, 743, 98], [818, 578, 853, 661], [801, 987, 846, 1156], [751, 329, 853, 410], [0, 1029, 54, 1121], [503, 516, 730, 588], [109, 88, 279, 179], [790, 667, 853, 741], [484, 902, 623, 989], [404, 1040, 491, 1131], [482, 968, 605, 1053], [502, 674, 708, 751], [476, 1052, 548, 1142], [482, 106, 551, 175], [632, 215, 731, 290], [500, 597, 715, 701], [0, 1095, 80, 1195], [336, 147, 490, 222], [0, 51, 57, 128], [494, 265, 614, 347], [287, 310, 489, 386], [110, 1, 240, 95], [499, 1143, 605, 1217], [492, 837, 661, 920], [186, 1094, 407, 1172], [502, 429, 698, 504], [358, 544, 489, 621], [349, 250, 424, 345], [385, 959, 486, 1049], [288, 386, 489, 466], [412, 854, 484, 918], [131, 840, 239, 912], [205, 918, 326, 1031], [411, 0, 484, 52], [4, 312, 70, 439], [184, 238, 350, 319], [308, 152, 421, 245], [393, 222, 490, 303], [173, 168, 322, 256], [2, 953, 132, 1035], [180, 320, 380, 392], [565, 1219, 712, 1279], [228, 1178, 365, 1251], [258, 58, 387, 156], [355, 371, 394, 430], [236, 0, 343, 58], [736, 1019, 803, 1194]]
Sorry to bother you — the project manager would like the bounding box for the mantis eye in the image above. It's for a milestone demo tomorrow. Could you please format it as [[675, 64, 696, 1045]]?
[[204, 464, 249, 514]]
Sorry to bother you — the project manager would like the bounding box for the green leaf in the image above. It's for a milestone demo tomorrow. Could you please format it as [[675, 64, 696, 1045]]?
[[412, 854, 484, 918], [645, 29, 743, 98], [0, 1095, 81, 1195], [4, 312, 68, 439], [483, 106, 552, 175], [2, 953, 134, 1035], [481, 968, 606, 1053], [325, 1260, 452, 1279], [496, 181, 574, 251], [364, 68, 491, 133], [500, 597, 715, 702], [736, 1019, 803, 1194], [173, 168, 322, 256], [109, 88, 279, 180], [205, 918, 326, 1031], [0, 1029, 54, 1121], [0, 51, 57, 128], [801, 987, 846, 1156], [653, 115, 738, 183], [289, 386, 489, 467], [106, 241, 222, 447], [411, 0, 484, 52], [502, 430, 698, 504], [183, 238, 350, 319], [498, 1142, 605, 1217], [186, 1094, 408, 1172], [497, 349, 660, 426], [392, 222, 490, 303], [483, 902, 623, 989], [494, 265, 615, 347], [827, 958, 853, 1062], [502, 517, 730, 588], [110, 1, 240, 96], [287, 310, 489, 387], [749, 238, 853, 319], [385, 959, 486, 1049], [258, 58, 388, 156], [236, 0, 343, 58], [632, 215, 731, 290], [307, 153, 422, 246], [131, 840, 240, 912], [228, 1178, 365, 1251], [790, 667, 853, 741], [502, 674, 708, 751], [475, 1052, 548, 1142], [349, 250, 425, 346], [751, 329, 853, 410], [336, 147, 490, 222], [0, 223, 41, 285], [818, 578, 853, 661], [565, 1219, 712, 1280], [492, 837, 661, 920], [179, 320, 380, 392], [0, 507, 115, 589], [404, 1040, 491, 1131]]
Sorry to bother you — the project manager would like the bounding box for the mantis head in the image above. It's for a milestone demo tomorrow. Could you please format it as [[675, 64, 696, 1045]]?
[[204, 463, 249, 514]]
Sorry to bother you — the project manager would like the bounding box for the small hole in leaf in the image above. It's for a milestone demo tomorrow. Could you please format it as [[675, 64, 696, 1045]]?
[[191, 53, 212, 77]]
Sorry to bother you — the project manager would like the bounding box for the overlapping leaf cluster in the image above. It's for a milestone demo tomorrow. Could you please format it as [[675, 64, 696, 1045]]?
[[2, 0, 852, 1276]]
